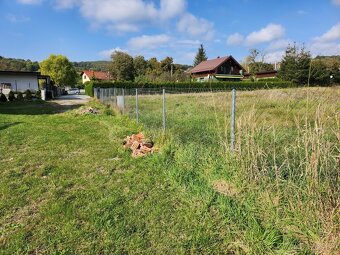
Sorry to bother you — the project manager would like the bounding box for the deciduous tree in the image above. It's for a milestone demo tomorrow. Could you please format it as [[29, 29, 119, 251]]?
[[111, 51, 135, 81], [133, 55, 147, 77], [40, 54, 77, 87]]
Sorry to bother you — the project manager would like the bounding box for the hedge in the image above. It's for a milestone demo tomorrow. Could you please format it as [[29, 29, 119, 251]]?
[[85, 80, 295, 97]]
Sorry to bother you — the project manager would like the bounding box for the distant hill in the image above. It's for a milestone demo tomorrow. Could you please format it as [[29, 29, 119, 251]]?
[[72, 61, 111, 72], [0, 56, 40, 72]]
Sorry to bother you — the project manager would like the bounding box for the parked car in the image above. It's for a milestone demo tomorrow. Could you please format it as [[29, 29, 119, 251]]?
[[67, 88, 80, 95]]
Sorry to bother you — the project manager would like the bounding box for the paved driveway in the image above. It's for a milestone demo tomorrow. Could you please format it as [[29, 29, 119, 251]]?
[[50, 94, 91, 106]]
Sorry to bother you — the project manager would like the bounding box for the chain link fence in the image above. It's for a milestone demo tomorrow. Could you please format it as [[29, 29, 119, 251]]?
[[94, 85, 339, 250], [95, 86, 339, 168], [95, 87, 239, 149]]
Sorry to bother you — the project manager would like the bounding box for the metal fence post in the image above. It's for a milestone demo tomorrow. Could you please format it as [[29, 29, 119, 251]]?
[[113, 87, 116, 106], [136, 88, 139, 123], [162, 88, 166, 132], [122, 88, 125, 115], [230, 87, 236, 152]]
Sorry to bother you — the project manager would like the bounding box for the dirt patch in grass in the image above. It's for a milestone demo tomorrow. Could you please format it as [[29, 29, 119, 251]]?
[[212, 180, 239, 197]]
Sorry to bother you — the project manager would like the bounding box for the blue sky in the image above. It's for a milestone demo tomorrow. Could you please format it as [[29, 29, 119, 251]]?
[[0, 0, 339, 65]]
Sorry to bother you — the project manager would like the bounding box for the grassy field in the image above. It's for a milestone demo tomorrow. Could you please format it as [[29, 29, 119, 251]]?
[[0, 87, 339, 254]]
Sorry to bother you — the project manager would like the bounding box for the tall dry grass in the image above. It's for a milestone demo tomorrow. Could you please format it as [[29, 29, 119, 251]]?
[[233, 87, 339, 254]]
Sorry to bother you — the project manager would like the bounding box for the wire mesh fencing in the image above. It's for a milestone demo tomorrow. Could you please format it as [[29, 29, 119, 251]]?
[[96, 87, 237, 150], [95, 86, 339, 164], [95, 85, 339, 242]]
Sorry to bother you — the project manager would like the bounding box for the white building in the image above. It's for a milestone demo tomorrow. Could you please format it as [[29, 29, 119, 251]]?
[[80, 70, 113, 84], [0, 71, 43, 94]]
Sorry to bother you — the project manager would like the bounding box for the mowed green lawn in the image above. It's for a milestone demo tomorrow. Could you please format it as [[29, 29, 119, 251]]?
[[0, 87, 339, 254]]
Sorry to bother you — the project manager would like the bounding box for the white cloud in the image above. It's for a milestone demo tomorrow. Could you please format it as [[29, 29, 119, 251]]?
[[54, 0, 77, 9], [309, 41, 340, 56], [267, 39, 292, 50], [6, 14, 31, 23], [331, 0, 340, 6], [264, 50, 285, 63], [99, 47, 129, 59], [173, 51, 196, 65], [160, 0, 186, 19], [52, 0, 187, 33], [313, 23, 340, 42], [309, 23, 340, 56], [17, 0, 42, 4], [79, 0, 157, 25], [177, 39, 201, 46], [227, 33, 244, 46], [246, 24, 285, 45], [177, 13, 215, 40], [128, 34, 171, 49]]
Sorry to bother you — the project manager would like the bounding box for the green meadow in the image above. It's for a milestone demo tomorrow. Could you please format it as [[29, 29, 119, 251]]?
[[1, 86, 339, 254]]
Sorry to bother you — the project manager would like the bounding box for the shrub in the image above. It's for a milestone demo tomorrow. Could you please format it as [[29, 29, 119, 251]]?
[[84, 81, 94, 97], [17, 92, 24, 101], [25, 90, 32, 100], [0, 93, 8, 102], [8, 91, 15, 101], [36, 90, 42, 100], [85, 80, 296, 97]]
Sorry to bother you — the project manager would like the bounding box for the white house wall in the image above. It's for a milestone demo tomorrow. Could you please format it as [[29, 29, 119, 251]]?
[[82, 73, 91, 84], [0, 74, 39, 92]]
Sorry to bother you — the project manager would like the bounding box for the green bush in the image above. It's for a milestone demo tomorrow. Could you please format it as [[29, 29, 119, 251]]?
[[8, 91, 15, 101], [17, 92, 24, 101], [0, 93, 8, 102], [25, 90, 32, 100], [85, 80, 295, 97], [36, 90, 41, 100], [84, 81, 94, 97]]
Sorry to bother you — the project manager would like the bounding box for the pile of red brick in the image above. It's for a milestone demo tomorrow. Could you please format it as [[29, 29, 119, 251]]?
[[123, 133, 154, 157]]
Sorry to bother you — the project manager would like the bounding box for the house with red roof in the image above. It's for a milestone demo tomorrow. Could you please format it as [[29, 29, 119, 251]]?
[[80, 70, 113, 84], [190, 56, 246, 82]]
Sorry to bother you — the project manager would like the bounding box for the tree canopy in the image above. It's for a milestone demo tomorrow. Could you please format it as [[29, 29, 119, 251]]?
[[278, 44, 311, 84], [0, 56, 39, 72], [111, 51, 135, 81], [40, 54, 78, 87], [193, 44, 208, 66], [244, 49, 274, 74], [133, 55, 147, 77]]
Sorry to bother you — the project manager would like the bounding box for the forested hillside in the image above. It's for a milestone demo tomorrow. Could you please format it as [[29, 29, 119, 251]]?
[[72, 61, 111, 72], [0, 56, 39, 72]]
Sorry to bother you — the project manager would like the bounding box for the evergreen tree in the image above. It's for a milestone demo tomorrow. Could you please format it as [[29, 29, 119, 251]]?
[[278, 43, 311, 84], [193, 44, 208, 66]]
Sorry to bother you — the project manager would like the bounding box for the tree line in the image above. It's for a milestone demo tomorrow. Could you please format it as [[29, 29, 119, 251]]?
[[1, 43, 339, 87], [239, 44, 340, 85], [110, 52, 191, 82], [0, 56, 39, 72]]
